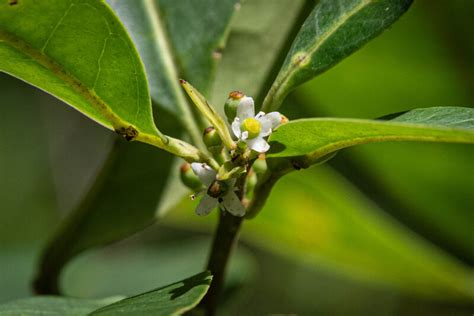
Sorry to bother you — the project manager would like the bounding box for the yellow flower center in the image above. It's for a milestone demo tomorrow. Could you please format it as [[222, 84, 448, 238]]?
[[241, 118, 261, 139]]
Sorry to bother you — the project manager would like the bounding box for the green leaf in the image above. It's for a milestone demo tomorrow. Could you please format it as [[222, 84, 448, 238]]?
[[0, 0, 161, 140], [90, 271, 212, 316], [107, 0, 238, 143], [292, 2, 474, 263], [0, 296, 122, 316], [180, 80, 234, 149], [267, 107, 474, 165], [34, 0, 237, 294], [262, 0, 413, 111]]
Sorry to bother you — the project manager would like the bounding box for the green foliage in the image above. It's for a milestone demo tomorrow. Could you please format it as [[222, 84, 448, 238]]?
[[262, 0, 413, 111], [0, 296, 122, 316], [33, 0, 237, 294], [267, 107, 474, 166], [0, 0, 158, 138], [90, 271, 212, 315], [0, 0, 472, 314], [0, 272, 211, 316]]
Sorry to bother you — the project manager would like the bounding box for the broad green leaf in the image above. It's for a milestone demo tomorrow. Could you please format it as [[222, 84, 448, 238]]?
[[90, 271, 212, 316], [106, 0, 238, 143], [0, 296, 122, 316], [262, 0, 413, 111], [0, 0, 161, 140], [267, 107, 474, 164], [211, 0, 310, 106], [34, 0, 238, 294], [164, 166, 474, 301], [292, 1, 474, 263]]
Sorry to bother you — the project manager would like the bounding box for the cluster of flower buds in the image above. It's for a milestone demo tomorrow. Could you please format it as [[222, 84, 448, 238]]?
[[179, 84, 286, 217]]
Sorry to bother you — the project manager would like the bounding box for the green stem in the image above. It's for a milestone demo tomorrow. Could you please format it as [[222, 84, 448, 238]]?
[[199, 177, 246, 315], [199, 212, 243, 316]]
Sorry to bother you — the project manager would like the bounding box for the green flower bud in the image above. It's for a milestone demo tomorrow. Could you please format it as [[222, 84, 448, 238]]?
[[203, 126, 222, 148], [180, 163, 202, 191], [246, 169, 257, 196], [252, 154, 267, 174], [224, 90, 244, 123]]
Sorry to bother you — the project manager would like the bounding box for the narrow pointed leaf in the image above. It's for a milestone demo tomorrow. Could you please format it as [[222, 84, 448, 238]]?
[[181, 80, 235, 149], [0, 296, 122, 316], [262, 0, 413, 111], [90, 271, 212, 316], [0, 0, 161, 140], [267, 107, 474, 164]]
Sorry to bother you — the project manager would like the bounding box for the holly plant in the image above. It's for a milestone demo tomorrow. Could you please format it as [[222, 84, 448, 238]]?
[[0, 0, 472, 315]]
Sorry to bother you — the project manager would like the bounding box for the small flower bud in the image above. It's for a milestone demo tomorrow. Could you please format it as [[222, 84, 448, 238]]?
[[180, 163, 203, 191], [203, 126, 222, 148], [252, 154, 267, 174], [224, 90, 244, 123], [246, 169, 257, 195]]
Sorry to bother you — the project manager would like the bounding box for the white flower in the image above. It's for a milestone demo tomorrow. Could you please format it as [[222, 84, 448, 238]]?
[[191, 163, 246, 217], [231, 97, 281, 152]]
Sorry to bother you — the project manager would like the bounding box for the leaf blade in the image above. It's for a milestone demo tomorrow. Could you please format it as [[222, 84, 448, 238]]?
[[0, 0, 159, 138], [0, 296, 122, 316], [262, 0, 413, 111], [90, 271, 212, 316], [267, 107, 474, 163]]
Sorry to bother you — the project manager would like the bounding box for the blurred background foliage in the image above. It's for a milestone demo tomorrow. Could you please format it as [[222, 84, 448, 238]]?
[[0, 0, 473, 315]]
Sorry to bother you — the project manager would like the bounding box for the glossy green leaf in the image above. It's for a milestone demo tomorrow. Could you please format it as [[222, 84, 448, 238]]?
[[34, 0, 237, 294], [0, 296, 121, 316], [262, 0, 413, 111], [0, 0, 161, 139], [292, 1, 474, 263], [164, 166, 474, 301], [268, 107, 474, 164], [90, 271, 212, 316], [106, 0, 238, 144]]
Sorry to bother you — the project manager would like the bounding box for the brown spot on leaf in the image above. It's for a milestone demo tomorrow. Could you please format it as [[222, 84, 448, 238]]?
[[115, 126, 138, 141], [9, 0, 18, 6]]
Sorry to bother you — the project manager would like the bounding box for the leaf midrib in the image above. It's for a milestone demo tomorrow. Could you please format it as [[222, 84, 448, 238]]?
[[263, 0, 370, 111], [281, 0, 369, 90], [0, 28, 138, 133]]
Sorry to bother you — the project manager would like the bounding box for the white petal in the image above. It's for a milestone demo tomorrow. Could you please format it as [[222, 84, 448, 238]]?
[[258, 112, 281, 137], [255, 111, 265, 119], [241, 131, 249, 140], [231, 118, 241, 138], [247, 137, 270, 153], [196, 194, 218, 216], [220, 191, 245, 217], [191, 163, 216, 186], [237, 96, 255, 121]]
